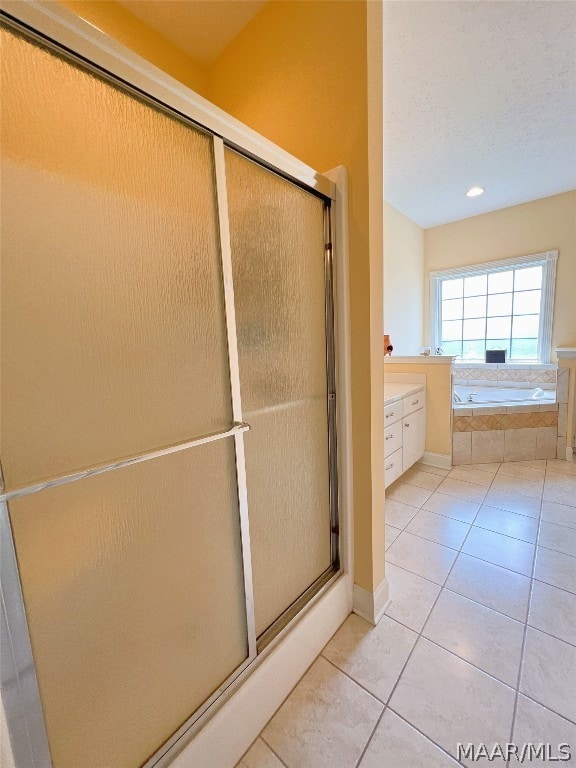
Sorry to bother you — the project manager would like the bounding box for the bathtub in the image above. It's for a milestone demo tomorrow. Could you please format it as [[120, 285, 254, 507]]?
[[453, 385, 556, 408]]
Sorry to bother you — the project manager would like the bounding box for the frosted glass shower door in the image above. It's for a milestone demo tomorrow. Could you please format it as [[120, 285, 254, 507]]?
[[1, 25, 249, 768], [225, 150, 335, 640]]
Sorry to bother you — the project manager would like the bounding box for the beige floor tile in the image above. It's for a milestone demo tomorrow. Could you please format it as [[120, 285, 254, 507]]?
[[390, 639, 515, 767], [462, 527, 535, 576], [534, 547, 576, 593], [322, 614, 417, 703], [436, 477, 488, 504], [489, 473, 544, 499], [384, 499, 420, 529], [386, 531, 458, 585], [520, 627, 576, 722], [384, 563, 442, 632], [402, 468, 445, 491], [474, 505, 539, 544], [359, 709, 460, 768], [541, 499, 576, 530], [386, 482, 433, 508], [547, 459, 576, 477], [405, 509, 470, 550], [445, 553, 530, 621], [385, 524, 401, 550], [467, 462, 501, 474], [512, 696, 576, 765], [498, 463, 546, 481], [262, 656, 382, 768], [538, 520, 576, 557], [505, 459, 547, 468], [544, 473, 576, 507], [414, 462, 451, 477], [529, 580, 576, 646], [237, 739, 284, 768], [422, 492, 480, 524], [422, 590, 524, 686], [483, 488, 541, 519], [546, 471, 576, 493], [447, 466, 494, 487]]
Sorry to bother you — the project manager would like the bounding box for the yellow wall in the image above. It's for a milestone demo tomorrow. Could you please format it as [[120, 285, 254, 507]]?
[[53, 0, 386, 592], [210, 0, 385, 592], [59, 1, 208, 94], [424, 191, 576, 359], [384, 203, 424, 354], [384, 361, 453, 456]]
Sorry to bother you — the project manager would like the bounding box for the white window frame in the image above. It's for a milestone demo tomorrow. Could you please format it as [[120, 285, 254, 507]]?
[[429, 250, 558, 364]]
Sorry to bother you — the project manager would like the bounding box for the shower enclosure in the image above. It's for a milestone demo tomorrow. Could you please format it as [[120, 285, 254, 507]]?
[[0, 8, 342, 768]]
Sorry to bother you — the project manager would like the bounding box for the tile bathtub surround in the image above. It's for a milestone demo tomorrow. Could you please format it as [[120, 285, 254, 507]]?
[[471, 430, 504, 463], [453, 365, 557, 388], [453, 411, 558, 431], [452, 431, 472, 465], [237, 460, 576, 768], [453, 410, 559, 465], [557, 366, 569, 404]]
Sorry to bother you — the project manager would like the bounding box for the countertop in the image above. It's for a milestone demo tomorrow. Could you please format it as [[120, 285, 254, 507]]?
[[384, 382, 425, 405], [384, 355, 456, 365]]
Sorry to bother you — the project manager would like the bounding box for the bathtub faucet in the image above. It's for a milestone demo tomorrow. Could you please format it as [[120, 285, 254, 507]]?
[[467, 392, 477, 402], [453, 391, 463, 403]]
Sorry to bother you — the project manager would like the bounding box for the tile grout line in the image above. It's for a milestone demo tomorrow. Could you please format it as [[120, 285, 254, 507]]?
[[242, 461, 574, 767], [353, 482, 491, 768], [376, 608, 576, 714], [385, 705, 467, 767], [505, 484, 544, 768], [388, 465, 567, 763], [388, 545, 576, 599], [259, 735, 290, 768]]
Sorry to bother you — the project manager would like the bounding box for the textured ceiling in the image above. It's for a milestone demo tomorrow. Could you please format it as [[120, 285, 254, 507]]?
[[384, 1, 576, 228], [118, 0, 266, 66]]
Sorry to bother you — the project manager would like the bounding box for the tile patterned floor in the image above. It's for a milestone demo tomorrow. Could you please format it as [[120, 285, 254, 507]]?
[[237, 459, 576, 768]]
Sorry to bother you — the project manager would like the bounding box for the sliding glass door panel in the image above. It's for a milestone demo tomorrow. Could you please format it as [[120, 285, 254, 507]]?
[[8, 440, 247, 768], [242, 400, 332, 635], [225, 150, 332, 636], [0, 27, 231, 489]]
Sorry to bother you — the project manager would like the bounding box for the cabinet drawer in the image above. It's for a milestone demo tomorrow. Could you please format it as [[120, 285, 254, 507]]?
[[384, 422, 402, 458], [403, 390, 425, 417], [384, 400, 403, 426], [385, 448, 403, 488]]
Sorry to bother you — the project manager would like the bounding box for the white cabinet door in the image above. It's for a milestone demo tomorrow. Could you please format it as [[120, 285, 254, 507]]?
[[385, 448, 403, 488], [402, 407, 425, 471]]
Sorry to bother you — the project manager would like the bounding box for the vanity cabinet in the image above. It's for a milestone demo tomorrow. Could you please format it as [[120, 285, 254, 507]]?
[[384, 385, 426, 488]]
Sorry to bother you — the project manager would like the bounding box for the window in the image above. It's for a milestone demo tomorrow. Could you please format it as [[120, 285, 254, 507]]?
[[429, 251, 558, 363]]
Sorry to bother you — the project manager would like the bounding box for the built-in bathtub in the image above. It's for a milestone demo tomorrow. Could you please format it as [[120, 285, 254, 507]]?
[[452, 384, 560, 464], [453, 385, 556, 409]]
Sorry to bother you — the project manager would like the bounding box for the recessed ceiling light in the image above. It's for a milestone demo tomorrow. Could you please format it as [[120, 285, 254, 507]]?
[[466, 186, 485, 197]]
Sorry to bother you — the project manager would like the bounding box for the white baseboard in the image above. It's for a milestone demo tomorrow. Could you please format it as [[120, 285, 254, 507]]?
[[352, 578, 390, 626], [169, 575, 352, 768], [421, 451, 452, 469]]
